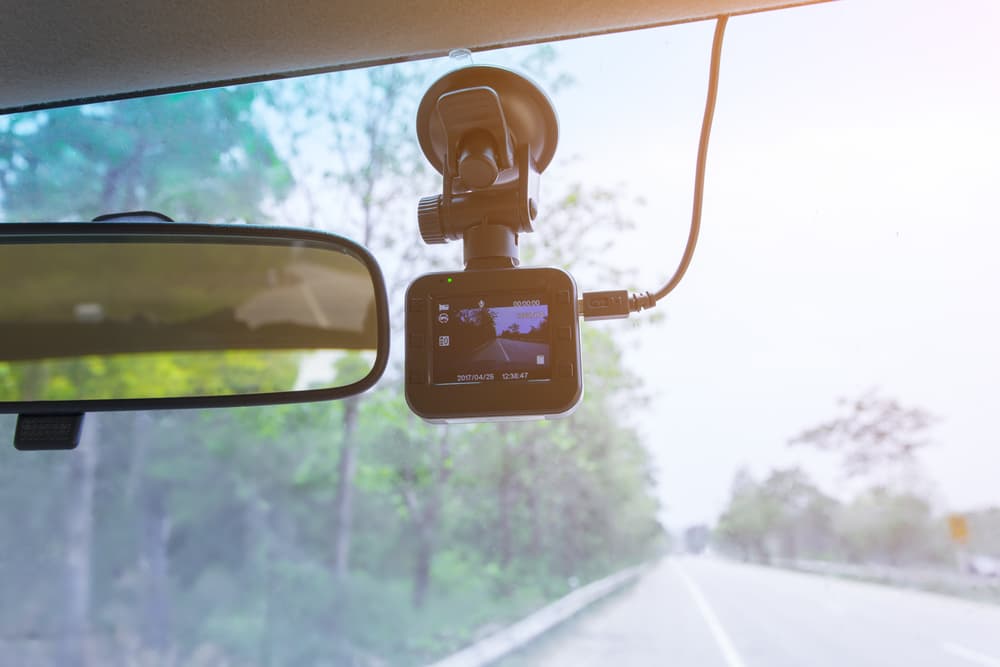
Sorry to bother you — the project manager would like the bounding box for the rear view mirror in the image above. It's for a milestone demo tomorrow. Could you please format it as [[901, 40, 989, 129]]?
[[0, 223, 389, 417]]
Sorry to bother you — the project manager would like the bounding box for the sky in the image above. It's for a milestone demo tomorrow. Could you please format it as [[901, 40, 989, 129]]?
[[486, 305, 547, 336], [486, 0, 1000, 530]]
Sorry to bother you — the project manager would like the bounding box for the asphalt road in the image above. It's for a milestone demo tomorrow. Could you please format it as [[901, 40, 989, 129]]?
[[469, 338, 548, 366], [506, 557, 1000, 667]]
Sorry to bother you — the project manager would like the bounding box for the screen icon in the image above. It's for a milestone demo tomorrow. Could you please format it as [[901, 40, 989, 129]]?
[[536, 354, 545, 365], [437, 312, 449, 324], [439, 303, 449, 312], [438, 336, 450, 347]]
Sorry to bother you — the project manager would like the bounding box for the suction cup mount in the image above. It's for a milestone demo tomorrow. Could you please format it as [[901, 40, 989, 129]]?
[[415, 66, 558, 269]]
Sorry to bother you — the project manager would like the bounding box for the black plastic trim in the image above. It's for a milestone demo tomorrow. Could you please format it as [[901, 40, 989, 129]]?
[[0, 222, 390, 414], [404, 266, 582, 422]]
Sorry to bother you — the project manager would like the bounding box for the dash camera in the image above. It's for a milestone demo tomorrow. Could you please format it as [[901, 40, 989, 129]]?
[[405, 66, 583, 421]]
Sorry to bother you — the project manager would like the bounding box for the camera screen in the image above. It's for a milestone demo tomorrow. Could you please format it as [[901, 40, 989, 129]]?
[[431, 294, 551, 384]]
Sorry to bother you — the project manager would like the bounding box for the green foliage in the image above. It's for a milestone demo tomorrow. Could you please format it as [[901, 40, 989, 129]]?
[[0, 351, 300, 401], [0, 328, 658, 665], [834, 488, 949, 565], [0, 88, 291, 221], [713, 466, 958, 567], [714, 391, 964, 568], [0, 57, 662, 667]]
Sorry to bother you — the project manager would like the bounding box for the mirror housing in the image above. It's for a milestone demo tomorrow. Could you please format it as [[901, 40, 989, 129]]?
[[0, 222, 389, 421]]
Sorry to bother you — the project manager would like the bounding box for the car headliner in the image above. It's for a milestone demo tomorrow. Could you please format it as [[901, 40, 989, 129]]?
[[3, 0, 827, 115]]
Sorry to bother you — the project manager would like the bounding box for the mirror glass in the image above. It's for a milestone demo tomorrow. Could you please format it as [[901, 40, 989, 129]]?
[[0, 233, 382, 403]]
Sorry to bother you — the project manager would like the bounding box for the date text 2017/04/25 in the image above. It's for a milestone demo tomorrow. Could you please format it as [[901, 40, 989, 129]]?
[[453, 371, 533, 382]]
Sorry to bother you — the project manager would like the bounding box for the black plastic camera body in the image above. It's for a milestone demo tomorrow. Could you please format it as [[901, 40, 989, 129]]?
[[405, 266, 582, 422]]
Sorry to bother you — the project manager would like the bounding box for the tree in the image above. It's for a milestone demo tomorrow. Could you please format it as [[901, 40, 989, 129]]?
[[760, 468, 838, 560], [60, 415, 99, 667], [354, 397, 455, 608], [833, 488, 945, 565], [0, 87, 292, 666], [714, 467, 838, 563], [264, 49, 644, 597], [715, 469, 777, 562], [0, 89, 290, 221], [269, 63, 438, 582], [789, 389, 937, 479]]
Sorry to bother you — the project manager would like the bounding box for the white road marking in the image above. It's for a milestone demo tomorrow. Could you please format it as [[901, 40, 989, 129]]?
[[496, 339, 511, 362], [942, 642, 1000, 666], [671, 561, 748, 667]]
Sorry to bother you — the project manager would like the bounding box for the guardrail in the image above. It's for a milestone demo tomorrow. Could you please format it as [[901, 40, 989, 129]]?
[[774, 558, 1000, 602], [425, 564, 648, 667]]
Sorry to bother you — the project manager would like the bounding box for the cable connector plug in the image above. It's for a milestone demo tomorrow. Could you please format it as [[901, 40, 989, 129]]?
[[579, 290, 657, 321]]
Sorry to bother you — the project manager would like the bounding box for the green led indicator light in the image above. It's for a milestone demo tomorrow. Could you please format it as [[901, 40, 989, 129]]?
[[447, 277, 453, 283]]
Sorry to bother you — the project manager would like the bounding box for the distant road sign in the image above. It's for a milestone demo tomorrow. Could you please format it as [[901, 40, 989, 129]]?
[[948, 514, 969, 544]]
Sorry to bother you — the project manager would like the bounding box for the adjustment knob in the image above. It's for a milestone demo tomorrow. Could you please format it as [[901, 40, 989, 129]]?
[[417, 195, 447, 244], [458, 130, 500, 189]]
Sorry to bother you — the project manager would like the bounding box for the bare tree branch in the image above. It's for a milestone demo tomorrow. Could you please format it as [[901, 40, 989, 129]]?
[[789, 388, 938, 478]]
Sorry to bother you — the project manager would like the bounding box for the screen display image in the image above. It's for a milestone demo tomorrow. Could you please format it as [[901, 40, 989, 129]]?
[[432, 295, 551, 384]]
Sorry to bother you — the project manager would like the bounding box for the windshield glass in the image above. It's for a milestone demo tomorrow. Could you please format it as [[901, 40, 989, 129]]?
[[2, 1, 999, 665]]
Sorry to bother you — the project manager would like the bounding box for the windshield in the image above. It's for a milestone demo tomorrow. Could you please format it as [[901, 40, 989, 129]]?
[[2, 1, 999, 665]]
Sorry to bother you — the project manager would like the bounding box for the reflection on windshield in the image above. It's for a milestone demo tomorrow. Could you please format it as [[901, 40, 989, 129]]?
[[0, 242, 379, 400], [0, 243, 378, 357], [235, 260, 374, 333]]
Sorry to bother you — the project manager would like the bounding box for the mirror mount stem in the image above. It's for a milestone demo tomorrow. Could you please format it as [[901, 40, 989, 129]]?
[[14, 412, 85, 450], [419, 143, 539, 269]]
